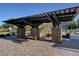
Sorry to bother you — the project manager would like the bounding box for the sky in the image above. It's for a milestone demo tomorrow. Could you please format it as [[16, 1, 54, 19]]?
[[0, 3, 79, 26]]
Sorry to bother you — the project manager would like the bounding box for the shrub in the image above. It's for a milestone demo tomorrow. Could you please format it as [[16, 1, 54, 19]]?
[[46, 34, 51, 37], [62, 35, 66, 38], [12, 32, 15, 35], [6, 33, 11, 36], [0, 34, 6, 37]]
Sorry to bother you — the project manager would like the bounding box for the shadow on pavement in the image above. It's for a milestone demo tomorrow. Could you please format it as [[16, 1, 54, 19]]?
[[0, 35, 24, 44], [53, 38, 79, 52], [39, 37, 52, 42]]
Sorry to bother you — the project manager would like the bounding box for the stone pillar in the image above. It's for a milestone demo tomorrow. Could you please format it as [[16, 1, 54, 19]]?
[[17, 27, 26, 39], [31, 27, 40, 40], [52, 27, 62, 43]]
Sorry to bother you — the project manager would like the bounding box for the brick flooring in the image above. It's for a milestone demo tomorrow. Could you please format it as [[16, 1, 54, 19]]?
[[0, 36, 79, 56]]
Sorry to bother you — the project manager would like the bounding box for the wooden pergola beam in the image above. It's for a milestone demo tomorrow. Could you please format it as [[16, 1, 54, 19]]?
[[4, 6, 79, 25]]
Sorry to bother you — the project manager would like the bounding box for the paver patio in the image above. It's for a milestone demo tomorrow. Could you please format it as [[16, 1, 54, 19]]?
[[0, 36, 79, 56]]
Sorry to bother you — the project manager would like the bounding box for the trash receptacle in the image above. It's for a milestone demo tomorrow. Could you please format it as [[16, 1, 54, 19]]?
[[66, 33, 70, 38]]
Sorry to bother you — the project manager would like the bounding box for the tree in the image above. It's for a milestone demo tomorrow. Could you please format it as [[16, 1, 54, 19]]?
[[2, 23, 9, 28], [71, 20, 78, 29], [2, 23, 14, 28], [67, 20, 78, 29], [67, 24, 71, 29], [25, 25, 32, 30], [77, 19, 79, 28]]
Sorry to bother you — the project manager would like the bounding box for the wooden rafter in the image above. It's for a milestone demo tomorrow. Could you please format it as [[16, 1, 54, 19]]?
[[4, 6, 79, 25]]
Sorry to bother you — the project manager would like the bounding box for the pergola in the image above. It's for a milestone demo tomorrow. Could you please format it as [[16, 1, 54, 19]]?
[[4, 6, 79, 43]]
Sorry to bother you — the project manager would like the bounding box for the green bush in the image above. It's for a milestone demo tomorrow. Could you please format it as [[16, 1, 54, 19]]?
[[11, 32, 15, 35], [6, 33, 11, 36], [46, 34, 51, 37], [0, 34, 6, 37]]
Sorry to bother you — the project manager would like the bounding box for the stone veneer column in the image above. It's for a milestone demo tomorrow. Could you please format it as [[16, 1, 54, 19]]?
[[17, 27, 26, 39], [52, 27, 62, 43], [31, 27, 40, 40]]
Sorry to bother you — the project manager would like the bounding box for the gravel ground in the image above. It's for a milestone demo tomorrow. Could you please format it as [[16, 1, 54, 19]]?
[[0, 36, 79, 56]]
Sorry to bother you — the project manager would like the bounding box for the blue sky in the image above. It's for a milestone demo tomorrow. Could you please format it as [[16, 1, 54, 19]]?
[[0, 3, 79, 26]]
